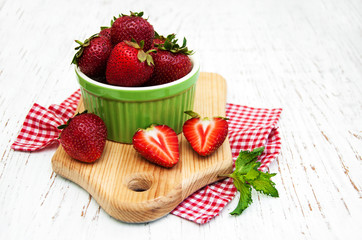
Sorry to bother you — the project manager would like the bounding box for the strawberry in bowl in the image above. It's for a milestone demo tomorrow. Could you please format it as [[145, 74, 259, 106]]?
[[106, 40, 155, 87], [74, 53, 199, 143], [145, 34, 193, 86], [110, 11, 154, 51], [72, 11, 200, 143]]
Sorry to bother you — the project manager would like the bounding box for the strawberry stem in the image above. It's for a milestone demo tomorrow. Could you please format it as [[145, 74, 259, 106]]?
[[57, 110, 88, 129], [155, 34, 194, 55], [72, 34, 99, 65], [74, 40, 84, 45], [125, 40, 154, 66], [184, 111, 200, 118]]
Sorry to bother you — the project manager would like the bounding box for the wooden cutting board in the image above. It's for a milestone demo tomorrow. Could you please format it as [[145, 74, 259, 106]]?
[[51, 72, 233, 223]]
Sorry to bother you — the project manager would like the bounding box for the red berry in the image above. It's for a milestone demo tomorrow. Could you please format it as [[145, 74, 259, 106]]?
[[145, 35, 193, 86], [133, 125, 179, 168], [152, 32, 173, 47], [182, 111, 228, 156], [99, 28, 111, 41], [72, 35, 112, 78], [59, 112, 107, 163], [146, 50, 192, 86], [106, 41, 154, 87], [111, 11, 154, 51]]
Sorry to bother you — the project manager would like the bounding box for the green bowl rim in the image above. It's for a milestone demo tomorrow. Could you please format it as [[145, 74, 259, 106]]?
[[76, 55, 200, 101]]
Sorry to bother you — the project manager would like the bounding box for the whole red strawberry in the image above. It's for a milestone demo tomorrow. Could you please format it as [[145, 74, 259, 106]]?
[[133, 125, 179, 168], [58, 111, 107, 163], [111, 11, 154, 51], [72, 34, 112, 78], [145, 35, 193, 86], [106, 40, 154, 87], [183, 111, 228, 156], [99, 27, 111, 41]]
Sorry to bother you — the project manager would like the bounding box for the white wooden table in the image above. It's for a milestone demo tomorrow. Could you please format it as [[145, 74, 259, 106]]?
[[1, 0, 361, 239]]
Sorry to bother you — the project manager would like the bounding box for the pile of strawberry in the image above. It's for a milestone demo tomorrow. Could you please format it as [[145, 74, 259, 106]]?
[[72, 11, 194, 87]]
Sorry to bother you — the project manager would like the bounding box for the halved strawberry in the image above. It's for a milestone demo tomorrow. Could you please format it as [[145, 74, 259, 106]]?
[[132, 125, 179, 168], [183, 111, 228, 156]]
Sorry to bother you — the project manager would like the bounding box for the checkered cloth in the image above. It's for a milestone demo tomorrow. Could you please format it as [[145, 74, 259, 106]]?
[[171, 104, 282, 223], [11, 90, 81, 151], [11, 90, 282, 224]]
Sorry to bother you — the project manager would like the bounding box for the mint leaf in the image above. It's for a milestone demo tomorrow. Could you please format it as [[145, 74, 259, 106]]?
[[249, 172, 279, 197], [223, 147, 279, 216], [235, 147, 264, 174], [245, 167, 260, 181], [230, 177, 252, 215]]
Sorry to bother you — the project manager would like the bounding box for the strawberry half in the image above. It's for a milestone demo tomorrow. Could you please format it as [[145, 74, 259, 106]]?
[[133, 125, 179, 168], [182, 111, 228, 156]]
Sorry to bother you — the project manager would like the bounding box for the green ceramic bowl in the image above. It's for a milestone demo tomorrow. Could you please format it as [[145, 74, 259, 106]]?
[[75, 55, 200, 143]]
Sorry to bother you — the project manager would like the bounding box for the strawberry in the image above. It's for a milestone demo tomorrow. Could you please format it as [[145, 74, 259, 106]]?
[[58, 111, 107, 163], [72, 34, 112, 78], [182, 111, 228, 156], [111, 11, 154, 51], [106, 40, 154, 87], [145, 35, 193, 86], [99, 27, 111, 41], [152, 32, 173, 46], [133, 125, 179, 168]]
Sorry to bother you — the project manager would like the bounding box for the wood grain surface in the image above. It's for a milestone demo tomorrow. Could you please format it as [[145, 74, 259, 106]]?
[[1, 0, 361, 239], [51, 73, 233, 223]]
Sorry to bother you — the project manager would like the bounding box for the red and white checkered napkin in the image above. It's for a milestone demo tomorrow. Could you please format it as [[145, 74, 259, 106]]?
[[11, 91, 282, 224], [171, 103, 282, 223], [11, 90, 81, 151]]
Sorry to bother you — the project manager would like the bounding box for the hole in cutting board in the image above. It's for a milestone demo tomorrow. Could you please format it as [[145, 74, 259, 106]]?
[[127, 174, 152, 192]]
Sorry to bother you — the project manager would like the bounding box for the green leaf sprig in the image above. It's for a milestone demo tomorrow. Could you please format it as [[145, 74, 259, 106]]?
[[220, 147, 279, 215]]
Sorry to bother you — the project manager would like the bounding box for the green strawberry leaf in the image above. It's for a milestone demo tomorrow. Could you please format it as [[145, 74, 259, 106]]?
[[155, 31, 160, 39], [181, 37, 187, 48], [71, 34, 98, 65], [130, 11, 144, 17], [139, 40, 145, 49], [154, 34, 194, 55], [146, 54, 154, 66], [137, 50, 147, 62]]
